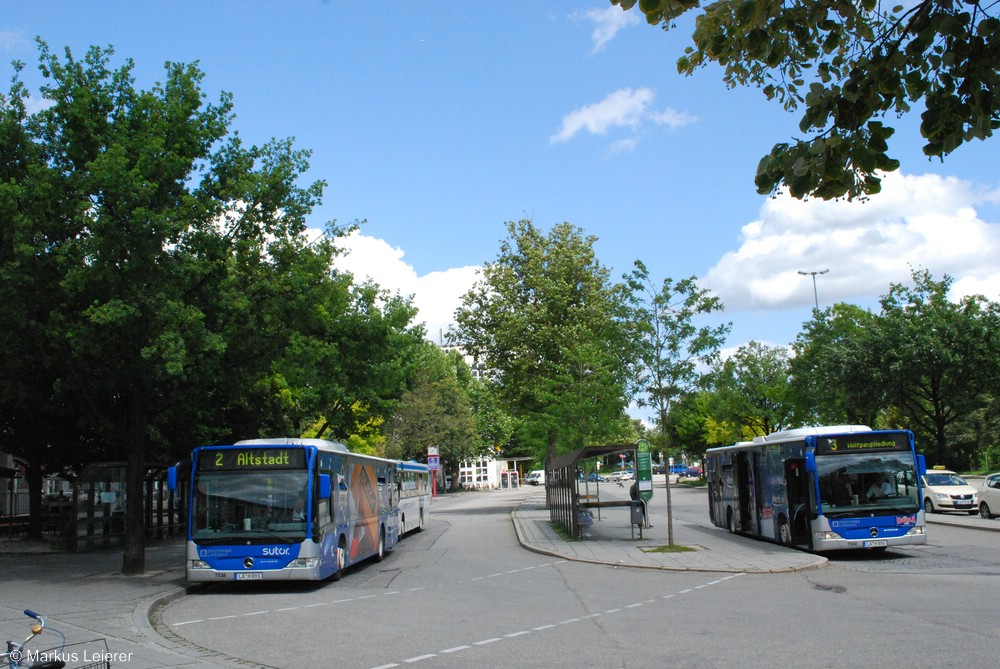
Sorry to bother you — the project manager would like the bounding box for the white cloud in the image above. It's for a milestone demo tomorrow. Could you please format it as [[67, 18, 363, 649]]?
[[330, 230, 480, 343], [0, 30, 30, 52], [583, 6, 640, 52], [703, 171, 1000, 311], [550, 87, 696, 145]]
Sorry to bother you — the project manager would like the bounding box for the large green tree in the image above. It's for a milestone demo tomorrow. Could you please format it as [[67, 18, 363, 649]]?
[[790, 302, 887, 427], [876, 269, 1000, 468], [708, 340, 795, 437], [614, 0, 1000, 200], [451, 220, 635, 463]]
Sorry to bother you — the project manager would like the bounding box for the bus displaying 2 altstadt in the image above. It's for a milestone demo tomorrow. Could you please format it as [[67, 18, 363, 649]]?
[[706, 425, 927, 551], [167, 438, 431, 581]]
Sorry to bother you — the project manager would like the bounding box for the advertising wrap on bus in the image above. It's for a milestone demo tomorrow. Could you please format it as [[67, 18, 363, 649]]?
[[168, 438, 432, 582], [706, 426, 927, 552]]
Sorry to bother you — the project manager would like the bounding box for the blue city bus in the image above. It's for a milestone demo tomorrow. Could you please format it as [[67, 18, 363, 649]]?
[[706, 425, 927, 551], [167, 438, 428, 581]]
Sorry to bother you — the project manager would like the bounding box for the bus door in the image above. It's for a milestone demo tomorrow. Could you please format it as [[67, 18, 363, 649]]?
[[735, 451, 758, 535], [783, 458, 809, 546]]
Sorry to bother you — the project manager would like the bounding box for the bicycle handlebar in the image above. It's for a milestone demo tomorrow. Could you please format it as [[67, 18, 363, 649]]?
[[23, 610, 41, 621]]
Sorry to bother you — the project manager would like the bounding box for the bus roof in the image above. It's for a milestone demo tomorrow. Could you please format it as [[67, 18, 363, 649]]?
[[752, 425, 872, 443], [234, 437, 350, 452]]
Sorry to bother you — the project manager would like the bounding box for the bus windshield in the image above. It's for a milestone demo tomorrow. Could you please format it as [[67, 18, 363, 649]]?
[[192, 470, 309, 544], [816, 452, 920, 516]]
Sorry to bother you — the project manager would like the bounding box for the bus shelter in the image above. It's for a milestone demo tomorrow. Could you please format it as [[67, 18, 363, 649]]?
[[547, 443, 637, 539]]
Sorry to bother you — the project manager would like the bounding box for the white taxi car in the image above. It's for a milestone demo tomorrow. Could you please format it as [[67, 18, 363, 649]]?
[[978, 473, 1000, 519], [920, 467, 978, 514]]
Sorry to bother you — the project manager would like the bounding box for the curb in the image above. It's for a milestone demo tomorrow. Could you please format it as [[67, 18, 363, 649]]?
[[135, 585, 277, 668], [511, 497, 828, 574]]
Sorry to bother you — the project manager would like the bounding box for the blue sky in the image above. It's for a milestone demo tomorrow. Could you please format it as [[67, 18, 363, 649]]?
[[4, 2, 999, 355]]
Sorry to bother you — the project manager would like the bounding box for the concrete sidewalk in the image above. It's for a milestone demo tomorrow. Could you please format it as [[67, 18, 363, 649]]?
[[511, 490, 829, 573], [0, 539, 247, 668]]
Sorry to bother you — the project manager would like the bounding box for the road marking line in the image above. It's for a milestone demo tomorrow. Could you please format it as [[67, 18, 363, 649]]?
[[474, 638, 501, 646], [403, 654, 436, 663], [439, 646, 469, 654]]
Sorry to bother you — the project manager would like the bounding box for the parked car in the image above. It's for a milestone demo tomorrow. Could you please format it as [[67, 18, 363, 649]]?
[[680, 467, 703, 478], [586, 472, 606, 482], [525, 470, 546, 486], [978, 473, 1000, 519], [920, 467, 978, 514]]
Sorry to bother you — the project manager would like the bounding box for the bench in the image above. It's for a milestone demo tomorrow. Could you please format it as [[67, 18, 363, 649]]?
[[578, 500, 631, 509]]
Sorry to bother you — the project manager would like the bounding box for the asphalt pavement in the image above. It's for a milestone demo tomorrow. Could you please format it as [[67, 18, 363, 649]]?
[[1, 489, 995, 669]]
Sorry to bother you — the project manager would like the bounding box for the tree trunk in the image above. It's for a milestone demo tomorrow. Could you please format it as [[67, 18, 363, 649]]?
[[121, 398, 147, 575], [26, 458, 44, 541]]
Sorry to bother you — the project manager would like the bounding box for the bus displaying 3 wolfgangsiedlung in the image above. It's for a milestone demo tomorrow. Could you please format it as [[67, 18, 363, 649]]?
[[167, 438, 431, 582], [706, 425, 928, 552]]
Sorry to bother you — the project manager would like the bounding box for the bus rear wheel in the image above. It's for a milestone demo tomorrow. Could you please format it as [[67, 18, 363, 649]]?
[[374, 525, 385, 562], [777, 515, 791, 546], [727, 507, 736, 533], [332, 536, 347, 581]]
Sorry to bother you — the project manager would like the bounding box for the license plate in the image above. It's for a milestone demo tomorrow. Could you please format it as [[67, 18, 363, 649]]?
[[864, 539, 887, 548], [235, 572, 263, 580], [955, 500, 972, 506]]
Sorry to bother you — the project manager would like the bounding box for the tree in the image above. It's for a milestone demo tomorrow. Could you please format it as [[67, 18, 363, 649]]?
[[626, 261, 729, 544], [708, 341, 795, 437], [790, 302, 887, 427], [614, 0, 1000, 201], [384, 344, 482, 489], [1, 41, 362, 573], [451, 220, 635, 464], [876, 269, 1000, 468], [0, 57, 89, 539]]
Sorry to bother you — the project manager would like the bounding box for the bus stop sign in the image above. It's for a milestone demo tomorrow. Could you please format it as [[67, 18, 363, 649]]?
[[635, 439, 653, 502]]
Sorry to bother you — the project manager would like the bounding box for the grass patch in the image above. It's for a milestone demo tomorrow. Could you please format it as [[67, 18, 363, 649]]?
[[549, 522, 576, 541], [641, 544, 697, 553]]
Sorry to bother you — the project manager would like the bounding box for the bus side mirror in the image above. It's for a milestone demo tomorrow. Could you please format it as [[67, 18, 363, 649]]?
[[804, 452, 816, 474], [167, 466, 177, 492], [319, 474, 332, 499], [916, 454, 927, 477]]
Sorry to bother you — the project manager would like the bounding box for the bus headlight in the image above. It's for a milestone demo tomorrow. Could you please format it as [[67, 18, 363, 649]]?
[[906, 525, 925, 536], [287, 557, 319, 569], [189, 560, 211, 570], [813, 531, 841, 542]]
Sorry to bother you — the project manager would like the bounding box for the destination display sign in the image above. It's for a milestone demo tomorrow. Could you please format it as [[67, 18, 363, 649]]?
[[815, 432, 908, 455], [197, 447, 306, 471]]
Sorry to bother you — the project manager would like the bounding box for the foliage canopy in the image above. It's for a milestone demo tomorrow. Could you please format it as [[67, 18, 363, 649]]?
[[614, 0, 1000, 200]]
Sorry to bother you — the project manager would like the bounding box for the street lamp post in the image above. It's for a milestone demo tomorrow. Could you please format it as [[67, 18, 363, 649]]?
[[798, 269, 829, 310]]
